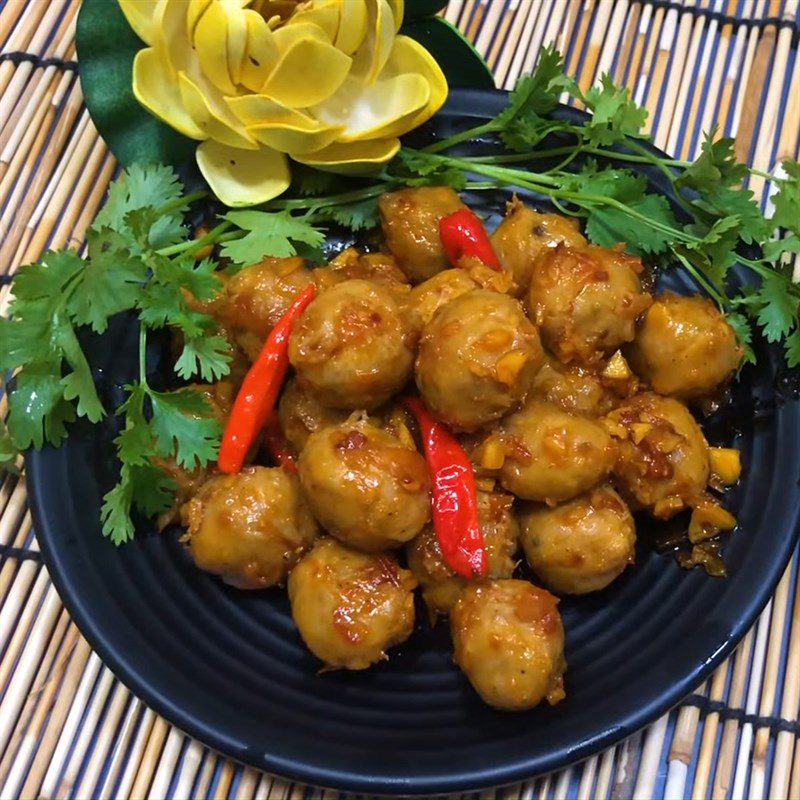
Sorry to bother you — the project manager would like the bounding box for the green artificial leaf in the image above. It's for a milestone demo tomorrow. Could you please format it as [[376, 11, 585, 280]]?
[[221, 210, 325, 265], [771, 160, 800, 235], [75, 0, 196, 169], [400, 17, 494, 89], [403, 0, 449, 21]]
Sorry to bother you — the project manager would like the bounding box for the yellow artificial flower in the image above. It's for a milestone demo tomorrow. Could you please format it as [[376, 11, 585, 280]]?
[[119, 0, 448, 206]]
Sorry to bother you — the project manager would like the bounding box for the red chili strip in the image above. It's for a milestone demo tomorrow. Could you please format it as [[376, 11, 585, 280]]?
[[439, 207, 502, 270], [218, 284, 316, 474], [402, 397, 486, 579]]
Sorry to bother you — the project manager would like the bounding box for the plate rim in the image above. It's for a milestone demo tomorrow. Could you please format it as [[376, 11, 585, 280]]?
[[26, 87, 800, 795]]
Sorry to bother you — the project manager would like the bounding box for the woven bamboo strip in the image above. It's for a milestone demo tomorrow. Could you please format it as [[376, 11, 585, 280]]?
[[97, 698, 144, 799], [473, 0, 506, 68], [484, 2, 517, 79], [665, 684, 706, 798], [75, 682, 132, 798], [196, 751, 219, 799], [521, 0, 568, 77], [54, 665, 116, 799], [552, 764, 571, 799], [148, 726, 185, 800], [0, 0, 27, 49], [39, 651, 103, 798], [493, 0, 540, 89], [0, 608, 72, 797], [594, 0, 630, 81], [745, 561, 796, 798], [614, 730, 642, 798], [0, 0, 50, 98], [172, 739, 205, 800], [0, 578, 61, 756], [575, 0, 615, 93], [114, 705, 157, 800], [0, 479, 27, 545], [774, 36, 800, 162], [443, 0, 463, 25], [0, 514, 33, 606], [770, 559, 800, 799], [576, 755, 597, 800], [236, 767, 260, 800], [632, 714, 668, 797], [129, 715, 170, 799], [214, 759, 237, 800], [464, 0, 487, 44]]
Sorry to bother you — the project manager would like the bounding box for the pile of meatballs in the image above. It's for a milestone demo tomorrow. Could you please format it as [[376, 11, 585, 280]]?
[[169, 187, 744, 712]]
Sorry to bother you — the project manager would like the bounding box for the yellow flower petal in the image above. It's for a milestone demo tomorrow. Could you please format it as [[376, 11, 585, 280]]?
[[152, 0, 193, 73], [380, 35, 448, 129], [386, 0, 404, 31], [193, 2, 237, 94], [178, 71, 258, 149], [119, 0, 158, 44], [196, 140, 291, 206], [271, 21, 330, 50], [247, 119, 345, 155], [284, 1, 340, 41], [224, 1, 248, 85], [261, 38, 351, 107], [334, 0, 367, 54], [292, 137, 400, 173], [186, 0, 212, 38], [350, 0, 394, 84], [132, 48, 205, 139], [312, 73, 429, 141], [225, 93, 310, 125], [240, 10, 280, 92]]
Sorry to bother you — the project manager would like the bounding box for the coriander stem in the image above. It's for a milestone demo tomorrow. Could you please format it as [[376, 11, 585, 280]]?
[[674, 252, 727, 308], [272, 184, 388, 211], [156, 190, 207, 217], [422, 121, 500, 154], [157, 221, 232, 258], [138, 324, 148, 389]]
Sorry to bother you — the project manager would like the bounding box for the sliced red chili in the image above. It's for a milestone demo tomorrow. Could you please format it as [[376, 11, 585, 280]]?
[[439, 208, 502, 270], [263, 413, 297, 473], [218, 284, 315, 474], [402, 396, 487, 579]]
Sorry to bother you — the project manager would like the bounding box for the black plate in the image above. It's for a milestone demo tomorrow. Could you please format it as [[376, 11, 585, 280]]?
[[26, 90, 800, 795]]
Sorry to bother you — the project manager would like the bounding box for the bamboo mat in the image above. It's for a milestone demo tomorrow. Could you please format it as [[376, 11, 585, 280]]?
[[1, 0, 800, 798]]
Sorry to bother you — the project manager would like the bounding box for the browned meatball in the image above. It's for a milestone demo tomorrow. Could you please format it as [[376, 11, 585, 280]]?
[[378, 186, 467, 283], [626, 292, 743, 401], [288, 279, 414, 410], [406, 268, 478, 335], [277, 377, 348, 453], [530, 355, 617, 418], [491, 199, 588, 296], [313, 248, 411, 296], [297, 417, 430, 551], [288, 538, 417, 670], [181, 467, 318, 589], [451, 579, 566, 710], [519, 486, 636, 594], [407, 491, 519, 617], [415, 290, 545, 431], [605, 392, 710, 518], [221, 256, 314, 359], [528, 244, 652, 366], [500, 399, 617, 503]]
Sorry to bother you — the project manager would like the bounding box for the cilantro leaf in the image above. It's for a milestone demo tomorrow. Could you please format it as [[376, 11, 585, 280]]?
[[291, 165, 340, 196], [691, 184, 767, 244], [175, 335, 232, 382], [0, 423, 19, 469], [7, 363, 74, 449], [10, 250, 83, 302], [786, 328, 800, 368], [317, 197, 381, 231], [771, 159, 800, 235], [576, 73, 648, 146], [745, 272, 799, 343], [221, 210, 325, 265], [725, 312, 756, 366], [149, 388, 221, 469], [676, 129, 747, 192], [100, 474, 137, 545], [57, 320, 105, 422]]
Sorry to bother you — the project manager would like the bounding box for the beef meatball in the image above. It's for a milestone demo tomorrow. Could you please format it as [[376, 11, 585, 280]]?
[[490, 199, 588, 296], [297, 417, 430, 551], [415, 289, 545, 431], [313, 247, 411, 297], [288, 279, 414, 410], [528, 244, 652, 366], [223, 256, 313, 359], [519, 486, 636, 594], [406, 491, 519, 616], [626, 292, 743, 401], [530, 355, 617, 418], [288, 538, 417, 670], [451, 579, 566, 710], [407, 268, 478, 336], [605, 392, 710, 517], [500, 399, 617, 503], [378, 186, 467, 283], [181, 467, 318, 589], [277, 378, 348, 453]]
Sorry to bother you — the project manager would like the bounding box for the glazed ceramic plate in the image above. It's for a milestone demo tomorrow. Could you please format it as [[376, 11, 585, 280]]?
[[26, 90, 800, 795]]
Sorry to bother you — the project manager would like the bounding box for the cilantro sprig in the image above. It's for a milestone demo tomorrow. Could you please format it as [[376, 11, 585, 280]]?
[[2, 46, 799, 544]]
